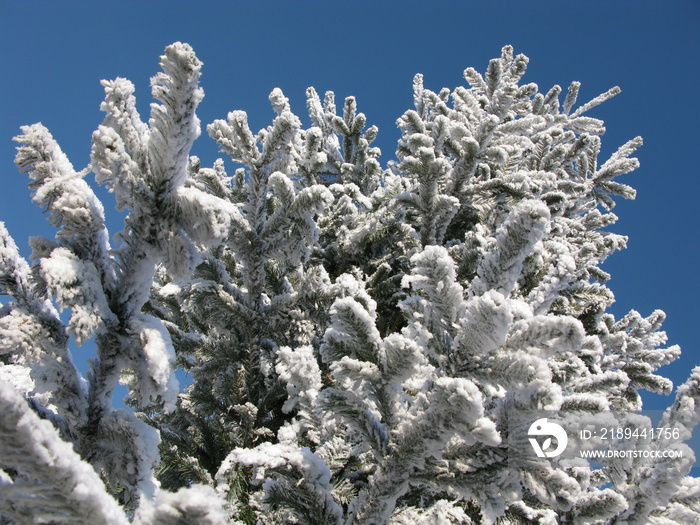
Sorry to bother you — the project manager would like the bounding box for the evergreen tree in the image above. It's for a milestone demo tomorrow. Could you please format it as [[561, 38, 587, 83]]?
[[1, 43, 699, 524]]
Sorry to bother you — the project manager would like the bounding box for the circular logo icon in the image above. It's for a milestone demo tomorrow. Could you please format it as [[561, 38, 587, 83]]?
[[528, 418, 568, 458]]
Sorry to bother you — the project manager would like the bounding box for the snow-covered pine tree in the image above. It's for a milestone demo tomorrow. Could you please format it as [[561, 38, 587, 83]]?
[[1, 43, 699, 524]]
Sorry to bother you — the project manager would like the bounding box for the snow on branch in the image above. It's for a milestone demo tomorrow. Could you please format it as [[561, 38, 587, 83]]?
[[148, 42, 204, 193], [0, 379, 128, 525], [14, 124, 110, 264]]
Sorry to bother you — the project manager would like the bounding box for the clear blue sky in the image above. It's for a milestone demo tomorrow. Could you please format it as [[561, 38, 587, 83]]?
[[1, 1, 699, 414]]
